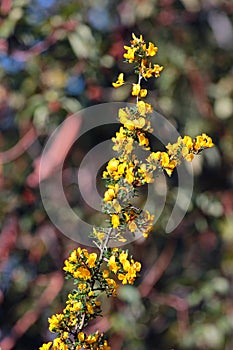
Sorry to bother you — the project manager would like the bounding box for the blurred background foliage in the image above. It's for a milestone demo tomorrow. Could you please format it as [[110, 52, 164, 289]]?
[[0, 0, 233, 349]]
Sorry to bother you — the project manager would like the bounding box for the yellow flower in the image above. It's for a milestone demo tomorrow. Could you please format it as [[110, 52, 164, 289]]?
[[182, 146, 194, 162], [118, 162, 127, 174], [142, 68, 152, 79], [53, 337, 68, 350], [107, 158, 119, 172], [106, 278, 118, 296], [87, 253, 97, 268], [86, 332, 99, 344], [113, 199, 122, 213], [160, 152, 170, 167], [93, 227, 105, 241], [137, 101, 148, 116], [103, 269, 109, 278], [109, 255, 120, 273], [48, 313, 64, 332], [125, 166, 134, 184], [164, 160, 177, 176], [39, 342, 52, 350], [183, 135, 193, 150], [73, 267, 91, 280], [131, 32, 144, 44], [152, 64, 164, 77], [146, 42, 158, 57], [140, 89, 147, 97], [104, 188, 115, 201], [132, 83, 141, 96], [111, 214, 120, 228], [119, 251, 128, 264], [112, 73, 124, 87], [119, 110, 129, 126], [194, 133, 214, 151], [128, 220, 137, 232], [118, 273, 128, 284], [78, 332, 85, 342], [86, 302, 94, 314], [102, 340, 111, 350], [66, 300, 82, 312], [133, 261, 141, 272], [124, 46, 137, 62], [137, 131, 149, 147], [122, 259, 131, 272]]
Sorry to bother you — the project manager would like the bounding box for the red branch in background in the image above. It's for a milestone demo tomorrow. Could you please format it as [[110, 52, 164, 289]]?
[[0, 215, 18, 265], [152, 291, 190, 334], [0, 126, 38, 164], [0, 272, 64, 350], [185, 59, 213, 119], [0, 0, 13, 15], [138, 239, 190, 334], [139, 240, 176, 297], [11, 20, 78, 62], [26, 115, 82, 187]]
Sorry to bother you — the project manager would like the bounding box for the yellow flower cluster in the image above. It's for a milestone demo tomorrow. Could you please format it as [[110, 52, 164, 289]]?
[[107, 248, 141, 285], [76, 331, 110, 350], [146, 133, 215, 176], [39, 332, 110, 350], [63, 248, 97, 280], [112, 33, 163, 101]]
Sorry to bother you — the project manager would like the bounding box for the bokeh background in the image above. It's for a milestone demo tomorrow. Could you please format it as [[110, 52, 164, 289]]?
[[0, 0, 233, 349]]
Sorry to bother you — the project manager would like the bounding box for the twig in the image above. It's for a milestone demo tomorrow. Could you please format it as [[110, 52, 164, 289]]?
[[138, 240, 176, 297]]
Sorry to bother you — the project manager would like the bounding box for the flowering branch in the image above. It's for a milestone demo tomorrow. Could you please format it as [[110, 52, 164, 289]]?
[[39, 33, 214, 350]]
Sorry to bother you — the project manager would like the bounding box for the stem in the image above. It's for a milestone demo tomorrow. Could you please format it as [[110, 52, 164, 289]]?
[[99, 227, 113, 260], [79, 313, 86, 330], [136, 73, 142, 103]]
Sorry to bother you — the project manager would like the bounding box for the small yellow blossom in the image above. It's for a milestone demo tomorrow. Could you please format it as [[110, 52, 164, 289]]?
[[78, 332, 85, 342], [104, 188, 116, 202], [86, 302, 94, 314], [86, 332, 99, 344], [111, 214, 120, 228], [39, 342, 52, 350], [87, 253, 97, 268], [118, 273, 128, 284], [131, 32, 144, 44], [132, 83, 141, 96], [140, 89, 147, 97], [112, 73, 125, 87], [183, 135, 193, 150], [125, 166, 135, 184], [53, 337, 68, 350], [119, 251, 128, 264], [109, 255, 120, 273], [194, 133, 214, 152], [128, 220, 137, 232], [113, 199, 122, 213], [107, 158, 119, 173], [124, 46, 137, 62], [146, 42, 158, 56], [137, 131, 149, 147], [103, 270, 109, 278], [73, 267, 91, 280]]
